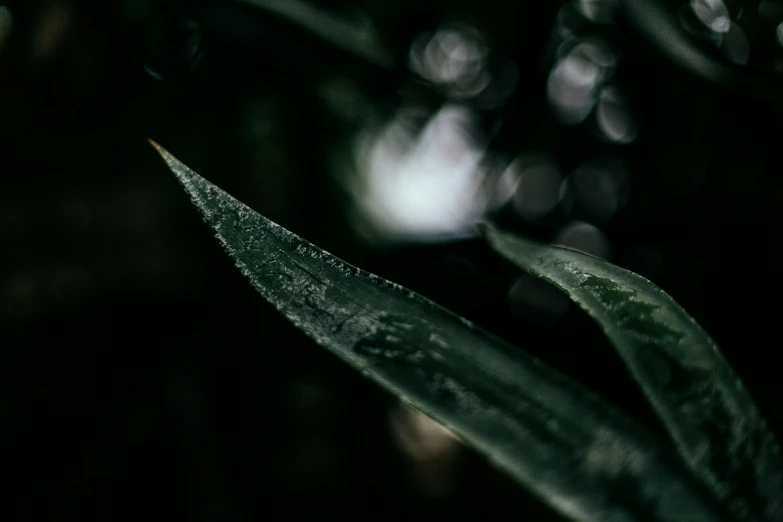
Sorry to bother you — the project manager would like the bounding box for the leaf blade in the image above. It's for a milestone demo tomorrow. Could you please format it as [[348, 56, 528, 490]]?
[[153, 141, 728, 522], [483, 224, 783, 522]]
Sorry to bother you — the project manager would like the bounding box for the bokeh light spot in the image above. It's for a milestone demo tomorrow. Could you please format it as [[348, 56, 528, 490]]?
[[547, 42, 614, 124], [691, 0, 731, 34], [554, 221, 611, 259], [512, 160, 564, 221], [508, 274, 570, 326], [596, 85, 637, 144]]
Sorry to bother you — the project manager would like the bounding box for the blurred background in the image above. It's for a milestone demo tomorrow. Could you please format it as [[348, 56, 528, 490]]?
[[2, 0, 783, 519]]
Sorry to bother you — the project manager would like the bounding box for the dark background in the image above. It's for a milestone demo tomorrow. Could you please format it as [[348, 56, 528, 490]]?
[[1, 0, 782, 519]]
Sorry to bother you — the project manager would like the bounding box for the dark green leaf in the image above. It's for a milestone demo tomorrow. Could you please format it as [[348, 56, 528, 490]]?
[[483, 224, 783, 522], [152, 141, 728, 522]]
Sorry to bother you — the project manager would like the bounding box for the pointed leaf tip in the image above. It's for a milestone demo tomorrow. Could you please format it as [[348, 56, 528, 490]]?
[[147, 140, 218, 220], [148, 139, 172, 161], [148, 141, 198, 184], [147, 138, 169, 156]]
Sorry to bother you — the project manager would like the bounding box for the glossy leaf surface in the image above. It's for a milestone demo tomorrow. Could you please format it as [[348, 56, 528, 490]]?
[[152, 141, 728, 522], [483, 224, 783, 522]]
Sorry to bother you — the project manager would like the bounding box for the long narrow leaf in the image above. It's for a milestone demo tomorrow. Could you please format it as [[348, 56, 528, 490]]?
[[483, 224, 783, 522], [152, 141, 728, 522]]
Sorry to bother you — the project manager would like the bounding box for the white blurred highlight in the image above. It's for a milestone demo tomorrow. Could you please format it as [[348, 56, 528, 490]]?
[[352, 105, 488, 243]]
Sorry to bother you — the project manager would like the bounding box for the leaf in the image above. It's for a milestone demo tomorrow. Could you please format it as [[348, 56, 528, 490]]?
[[151, 140, 729, 522], [483, 224, 783, 522], [620, 0, 783, 107]]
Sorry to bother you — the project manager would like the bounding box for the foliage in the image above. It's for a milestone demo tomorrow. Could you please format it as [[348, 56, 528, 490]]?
[[153, 141, 783, 522]]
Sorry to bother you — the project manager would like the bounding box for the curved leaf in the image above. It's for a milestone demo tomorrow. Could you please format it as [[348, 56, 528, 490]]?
[[620, 0, 783, 107], [151, 141, 729, 522], [483, 224, 783, 522]]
